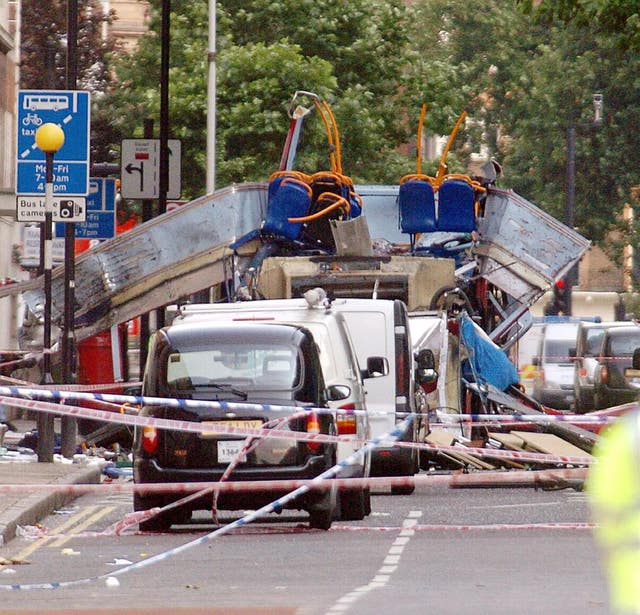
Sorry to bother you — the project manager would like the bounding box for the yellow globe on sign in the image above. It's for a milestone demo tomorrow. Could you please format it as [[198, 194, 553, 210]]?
[[35, 123, 65, 153]]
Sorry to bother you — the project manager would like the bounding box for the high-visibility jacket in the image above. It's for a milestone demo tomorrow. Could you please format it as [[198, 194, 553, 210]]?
[[588, 410, 640, 614]]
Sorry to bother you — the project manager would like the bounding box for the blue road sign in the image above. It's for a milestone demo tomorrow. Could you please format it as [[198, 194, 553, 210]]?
[[56, 178, 116, 240], [16, 90, 90, 196]]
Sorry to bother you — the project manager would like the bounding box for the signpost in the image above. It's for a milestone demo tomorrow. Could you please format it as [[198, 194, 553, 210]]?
[[16, 90, 90, 463], [16, 90, 90, 198], [120, 138, 181, 199], [56, 178, 117, 240], [16, 195, 86, 222]]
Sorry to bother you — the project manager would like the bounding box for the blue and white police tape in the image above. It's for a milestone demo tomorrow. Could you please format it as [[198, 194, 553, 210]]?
[[0, 416, 414, 591], [0, 386, 626, 427], [0, 394, 595, 466]]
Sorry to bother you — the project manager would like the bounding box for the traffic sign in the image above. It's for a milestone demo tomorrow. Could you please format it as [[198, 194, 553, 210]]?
[[16, 90, 90, 197], [120, 139, 181, 199], [16, 195, 86, 222], [57, 177, 117, 240], [21, 225, 65, 268]]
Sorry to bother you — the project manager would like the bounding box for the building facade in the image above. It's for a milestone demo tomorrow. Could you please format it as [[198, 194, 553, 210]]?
[[0, 0, 22, 349]]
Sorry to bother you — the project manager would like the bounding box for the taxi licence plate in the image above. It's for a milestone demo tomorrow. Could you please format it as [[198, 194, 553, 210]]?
[[201, 419, 263, 438], [217, 440, 246, 463]]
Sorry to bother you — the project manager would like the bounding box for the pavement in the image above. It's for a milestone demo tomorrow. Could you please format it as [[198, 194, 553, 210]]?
[[0, 418, 104, 547]]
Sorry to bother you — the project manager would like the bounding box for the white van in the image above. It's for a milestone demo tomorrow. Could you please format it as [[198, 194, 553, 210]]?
[[173, 295, 383, 519], [328, 297, 425, 494], [532, 321, 579, 410], [511, 322, 545, 396]]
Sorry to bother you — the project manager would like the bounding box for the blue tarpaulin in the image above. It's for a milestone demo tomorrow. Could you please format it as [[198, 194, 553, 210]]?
[[460, 314, 519, 391]]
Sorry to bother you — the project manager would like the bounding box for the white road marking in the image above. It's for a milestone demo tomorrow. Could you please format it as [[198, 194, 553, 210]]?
[[324, 510, 422, 615]]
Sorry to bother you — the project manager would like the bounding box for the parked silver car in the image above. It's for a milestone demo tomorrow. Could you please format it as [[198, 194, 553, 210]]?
[[572, 321, 629, 413]]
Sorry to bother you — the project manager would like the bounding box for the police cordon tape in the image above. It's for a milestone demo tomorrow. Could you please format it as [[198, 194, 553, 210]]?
[[0, 394, 594, 466], [0, 467, 589, 498], [0, 376, 143, 392], [0, 385, 626, 426], [0, 415, 414, 590], [0, 468, 590, 543]]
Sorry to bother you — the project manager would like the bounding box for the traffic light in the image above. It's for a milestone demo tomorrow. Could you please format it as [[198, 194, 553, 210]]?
[[543, 278, 572, 316], [552, 278, 571, 316]]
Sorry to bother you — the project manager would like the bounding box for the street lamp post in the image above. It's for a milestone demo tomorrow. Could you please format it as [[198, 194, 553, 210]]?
[[34, 122, 65, 463], [564, 94, 604, 314]]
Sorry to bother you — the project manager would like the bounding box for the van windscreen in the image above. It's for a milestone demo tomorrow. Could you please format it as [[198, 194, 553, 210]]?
[[544, 340, 574, 364]]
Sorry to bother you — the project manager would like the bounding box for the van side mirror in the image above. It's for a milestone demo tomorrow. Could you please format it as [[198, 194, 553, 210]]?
[[532, 356, 539, 367], [327, 384, 351, 401], [633, 348, 640, 370], [569, 348, 576, 358], [362, 356, 388, 379]]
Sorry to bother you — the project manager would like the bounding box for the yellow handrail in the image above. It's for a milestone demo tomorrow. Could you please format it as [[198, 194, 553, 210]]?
[[416, 103, 427, 175], [288, 193, 350, 222], [436, 110, 467, 182]]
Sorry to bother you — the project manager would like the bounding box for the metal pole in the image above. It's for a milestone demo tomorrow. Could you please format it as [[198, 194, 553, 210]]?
[[156, 0, 171, 330], [565, 125, 576, 230], [139, 119, 154, 380], [206, 0, 216, 194], [60, 0, 79, 459], [564, 124, 576, 316], [38, 151, 56, 462]]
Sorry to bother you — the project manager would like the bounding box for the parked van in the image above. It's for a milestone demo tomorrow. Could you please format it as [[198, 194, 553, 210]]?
[[157, 294, 385, 519], [328, 298, 425, 494], [532, 322, 579, 410], [511, 322, 544, 397]]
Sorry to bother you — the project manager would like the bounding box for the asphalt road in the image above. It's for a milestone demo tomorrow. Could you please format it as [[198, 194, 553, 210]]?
[[0, 479, 609, 614]]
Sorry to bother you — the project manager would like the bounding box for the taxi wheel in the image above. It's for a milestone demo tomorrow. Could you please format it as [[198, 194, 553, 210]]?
[[339, 488, 366, 521], [134, 493, 172, 532]]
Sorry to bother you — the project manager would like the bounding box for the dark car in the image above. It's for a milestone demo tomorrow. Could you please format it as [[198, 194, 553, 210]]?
[[572, 321, 629, 413], [133, 321, 343, 531], [593, 324, 640, 410]]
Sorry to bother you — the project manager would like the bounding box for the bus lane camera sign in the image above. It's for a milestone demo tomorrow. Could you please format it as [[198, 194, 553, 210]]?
[[16, 90, 90, 197], [16, 195, 86, 223]]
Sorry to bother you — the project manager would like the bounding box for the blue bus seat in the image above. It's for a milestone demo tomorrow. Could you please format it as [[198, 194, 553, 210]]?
[[437, 178, 476, 233], [398, 177, 436, 251]]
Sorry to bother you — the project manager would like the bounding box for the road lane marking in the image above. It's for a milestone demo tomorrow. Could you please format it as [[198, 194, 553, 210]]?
[[4, 506, 100, 563], [324, 509, 422, 615], [49, 506, 116, 547]]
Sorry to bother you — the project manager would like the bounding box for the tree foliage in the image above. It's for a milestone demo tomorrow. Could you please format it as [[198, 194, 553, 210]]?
[[405, 0, 640, 246], [103, 0, 415, 198], [517, 0, 640, 51], [20, 0, 121, 162]]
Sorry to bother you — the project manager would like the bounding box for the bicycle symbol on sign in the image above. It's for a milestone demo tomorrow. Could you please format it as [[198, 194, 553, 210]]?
[[22, 113, 43, 127]]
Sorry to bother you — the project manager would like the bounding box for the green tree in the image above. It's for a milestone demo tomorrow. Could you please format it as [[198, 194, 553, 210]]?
[[20, 0, 121, 163], [101, 0, 415, 198], [517, 0, 640, 51], [408, 0, 640, 245]]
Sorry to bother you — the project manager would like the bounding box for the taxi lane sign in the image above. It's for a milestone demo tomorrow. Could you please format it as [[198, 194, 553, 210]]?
[[16, 195, 86, 222], [16, 90, 90, 197]]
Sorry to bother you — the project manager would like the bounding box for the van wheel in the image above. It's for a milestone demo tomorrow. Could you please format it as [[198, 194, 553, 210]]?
[[391, 483, 415, 496], [340, 488, 367, 521], [308, 484, 336, 530]]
